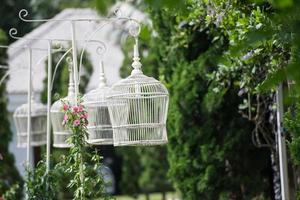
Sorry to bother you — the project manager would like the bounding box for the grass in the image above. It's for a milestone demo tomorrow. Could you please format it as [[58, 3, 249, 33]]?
[[114, 192, 179, 200]]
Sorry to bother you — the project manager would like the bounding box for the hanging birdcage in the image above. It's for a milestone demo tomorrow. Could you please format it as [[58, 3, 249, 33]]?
[[13, 95, 47, 147], [107, 39, 169, 146], [51, 64, 75, 148], [83, 61, 113, 145]]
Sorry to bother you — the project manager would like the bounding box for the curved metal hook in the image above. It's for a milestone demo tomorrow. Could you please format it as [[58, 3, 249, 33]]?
[[9, 28, 23, 41], [77, 15, 141, 84], [78, 39, 107, 83], [0, 71, 10, 86], [32, 47, 67, 70], [128, 20, 141, 38], [52, 42, 66, 52], [66, 56, 73, 65], [19, 9, 30, 22], [0, 67, 27, 87], [51, 47, 73, 90]]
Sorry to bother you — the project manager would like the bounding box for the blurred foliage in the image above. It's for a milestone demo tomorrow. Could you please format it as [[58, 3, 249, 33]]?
[[127, 1, 274, 199], [25, 160, 59, 200], [2, 183, 20, 200], [284, 102, 300, 166], [284, 99, 300, 198], [138, 147, 172, 198], [116, 147, 141, 198], [0, 29, 23, 199]]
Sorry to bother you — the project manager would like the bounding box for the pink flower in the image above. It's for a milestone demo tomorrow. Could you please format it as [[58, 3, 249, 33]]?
[[73, 106, 79, 113], [63, 104, 69, 111], [62, 114, 68, 125], [80, 113, 88, 119], [78, 105, 84, 112], [64, 114, 68, 121], [73, 119, 81, 126]]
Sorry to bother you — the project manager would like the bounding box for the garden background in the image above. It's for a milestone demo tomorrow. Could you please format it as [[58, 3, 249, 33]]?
[[1, 0, 300, 199]]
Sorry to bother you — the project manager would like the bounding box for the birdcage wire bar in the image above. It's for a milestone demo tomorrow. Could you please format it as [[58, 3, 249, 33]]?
[[83, 61, 113, 145], [13, 96, 47, 147], [51, 59, 75, 148], [108, 39, 169, 146]]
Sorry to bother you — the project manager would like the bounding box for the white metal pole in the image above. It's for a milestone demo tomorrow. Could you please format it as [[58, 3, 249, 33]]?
[[46, 41, 52, 173], [276, 83, 290, 200], [71, 21, 79, 106], [26, 47, 32, 200], [26, 48, 32, 165], [71, 21, 84, 198]]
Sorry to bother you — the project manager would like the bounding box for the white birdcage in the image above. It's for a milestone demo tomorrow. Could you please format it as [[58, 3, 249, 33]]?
[[107, 39, 169, 146], [13, 94, 47, 147], [51, 64, 75, 148], [83, 61, 113, 145]]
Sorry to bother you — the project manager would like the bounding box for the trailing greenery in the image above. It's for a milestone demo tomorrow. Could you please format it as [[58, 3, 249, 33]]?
[[25, 160, 59, 200], [2, 184, 20, 200], [59, 99, 111, 200], [0, 29, 23, 199], [40, 47, 94, 198]]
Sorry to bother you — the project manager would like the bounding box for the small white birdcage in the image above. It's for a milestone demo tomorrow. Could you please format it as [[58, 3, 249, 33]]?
[[83, 61, 113, 145], [13, 94, 47, 147], [51, 64, 75, 148], [108, 39, 169, 146]]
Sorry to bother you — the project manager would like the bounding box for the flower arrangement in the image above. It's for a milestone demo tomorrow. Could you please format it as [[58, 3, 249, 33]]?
[[59, 99, 112, 200]]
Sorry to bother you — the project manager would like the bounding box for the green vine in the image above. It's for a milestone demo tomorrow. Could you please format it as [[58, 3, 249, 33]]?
[[59, 98, 112, 200]]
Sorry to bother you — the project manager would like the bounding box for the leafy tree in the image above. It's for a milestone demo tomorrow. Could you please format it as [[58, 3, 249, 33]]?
[[138, 147, 172, 200], [284, 99, 300, 199], [138, 2, 274, 199], [25, 160, 59, 200], [0, 29, 23, 199], [116, 147, 141, 198]]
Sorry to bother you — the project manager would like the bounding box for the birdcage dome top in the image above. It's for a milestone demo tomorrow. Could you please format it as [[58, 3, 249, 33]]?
[[83, 86, 110, 105], [13, 99, 47, 117], [108, 73, 168, 98], [51, 94, 75, 113]]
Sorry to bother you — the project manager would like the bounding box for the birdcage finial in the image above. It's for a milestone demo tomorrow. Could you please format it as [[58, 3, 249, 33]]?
[[98, 60, 107, 88], [131, 37, 142, 75]]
